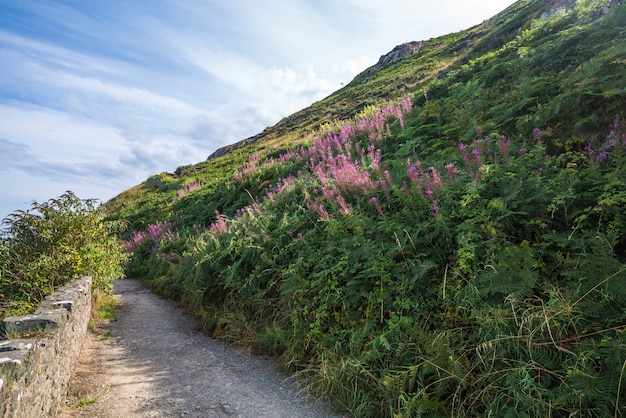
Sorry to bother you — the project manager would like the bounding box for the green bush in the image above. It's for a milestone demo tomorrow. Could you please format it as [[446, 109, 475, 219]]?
[[0, 191, 129, 319]]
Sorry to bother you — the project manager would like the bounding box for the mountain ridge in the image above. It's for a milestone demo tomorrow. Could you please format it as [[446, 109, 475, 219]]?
[[204, 0, 591, 166]]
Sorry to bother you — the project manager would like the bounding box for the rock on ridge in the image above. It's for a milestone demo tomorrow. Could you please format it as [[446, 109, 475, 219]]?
[[364, 41, 428, 78], [206, 131, 264, 161]]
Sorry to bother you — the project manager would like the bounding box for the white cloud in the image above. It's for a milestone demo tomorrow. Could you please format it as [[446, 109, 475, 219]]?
[[54, 74, 198, 115], [0, 104, 125, 159], [0, 171, 123, 220], [331, 56, 379, 79], [262, 67, 338, 101], [0, 30, 118, 75]]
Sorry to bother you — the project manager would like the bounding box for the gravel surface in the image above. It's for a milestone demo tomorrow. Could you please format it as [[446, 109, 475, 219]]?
[[59, 279, 341, 418]]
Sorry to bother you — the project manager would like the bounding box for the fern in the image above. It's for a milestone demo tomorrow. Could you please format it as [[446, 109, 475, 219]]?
[[474, 241, 538, 303]]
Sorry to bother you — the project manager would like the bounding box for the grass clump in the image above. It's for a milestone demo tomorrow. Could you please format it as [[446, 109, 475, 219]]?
[[77, 397, 98, 407], [92, 294, 120, 322]]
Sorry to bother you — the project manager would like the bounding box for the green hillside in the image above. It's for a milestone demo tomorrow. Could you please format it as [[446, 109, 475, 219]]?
[[105, 0, 626, 416]]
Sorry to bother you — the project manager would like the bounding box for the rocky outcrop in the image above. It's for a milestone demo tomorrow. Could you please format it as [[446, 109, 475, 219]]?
[[0, 276, 92, 418], [361, 41, 428, 82], [206, 132, 266, 161]]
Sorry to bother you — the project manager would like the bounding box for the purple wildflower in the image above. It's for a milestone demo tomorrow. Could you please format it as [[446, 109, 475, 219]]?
[[497, 135, 510, 161], [370, 196, 384, 215], [445, 163, 459, 181], [533, 128, 543, 144], [210, 211, 228, 235]]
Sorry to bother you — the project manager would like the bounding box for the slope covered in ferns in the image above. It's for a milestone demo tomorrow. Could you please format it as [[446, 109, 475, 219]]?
[[105, 1, 626, 416]]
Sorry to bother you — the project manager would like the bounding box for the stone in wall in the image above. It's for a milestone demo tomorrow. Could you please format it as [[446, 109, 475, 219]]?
[[0, 276, 92, 418]]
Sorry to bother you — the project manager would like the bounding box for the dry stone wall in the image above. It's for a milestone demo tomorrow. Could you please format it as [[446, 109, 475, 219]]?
[[0, 276, 92, 418]]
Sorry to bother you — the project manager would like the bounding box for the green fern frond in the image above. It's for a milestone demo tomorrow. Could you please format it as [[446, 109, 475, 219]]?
[[475, 241, 539, 302]]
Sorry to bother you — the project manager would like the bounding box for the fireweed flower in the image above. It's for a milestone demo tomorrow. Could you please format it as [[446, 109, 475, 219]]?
[[249, 96, 413, 219], [335, 194, 353, 215], [210, 211, 228, 235], [407, 157, 424, 183], [585, 145, 596, 160], [445, 163, 459, 181], [172, 180, 205, 203], [147, 220, 173, 242], [124, 230, 147, 251], [432, 199, 441, 216], [370, 196, 384, 215], [125, 220, 178, 252], [427, 167, 443, 188], [497, 135, 510, 161], [473, 139, 484, 156], [472, 148, 482, 166], [459, 142, 469, 161], [407, 164, 421, 183], [383, 170, 394, 187], [533, 128, 543, 144], [310, 203, 330, 219]]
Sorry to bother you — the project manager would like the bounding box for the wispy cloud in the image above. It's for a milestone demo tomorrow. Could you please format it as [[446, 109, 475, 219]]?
[[0, 138, 34, 172]]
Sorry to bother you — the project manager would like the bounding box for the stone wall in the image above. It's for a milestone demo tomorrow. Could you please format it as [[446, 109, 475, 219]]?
[[0, 276, 92, 418]]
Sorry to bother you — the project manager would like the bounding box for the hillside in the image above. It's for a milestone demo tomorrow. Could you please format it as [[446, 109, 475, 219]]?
[[105, 0, 626, 416], [105, 0, 625, 231]]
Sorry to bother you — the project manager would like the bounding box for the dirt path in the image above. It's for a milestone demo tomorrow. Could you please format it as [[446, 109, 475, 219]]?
[[59, 279, 340, 418]]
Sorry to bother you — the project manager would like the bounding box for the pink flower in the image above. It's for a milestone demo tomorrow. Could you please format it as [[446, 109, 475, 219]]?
[[533, 128, 543, 144], [445, 163, 459, 181], [210, 211, 228, 235], [427, 167, 443, 188], [459, 142, 469, 161], [370, 196, 384, 215]]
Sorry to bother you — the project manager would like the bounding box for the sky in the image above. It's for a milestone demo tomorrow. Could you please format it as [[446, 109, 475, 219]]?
[[0, 0, 517, 220]]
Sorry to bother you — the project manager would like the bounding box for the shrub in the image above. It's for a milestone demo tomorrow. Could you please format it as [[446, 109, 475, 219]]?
[[0, 191, 129, 319]]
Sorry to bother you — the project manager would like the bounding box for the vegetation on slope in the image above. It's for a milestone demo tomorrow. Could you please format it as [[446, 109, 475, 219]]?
[[105, 0, 626, 416]]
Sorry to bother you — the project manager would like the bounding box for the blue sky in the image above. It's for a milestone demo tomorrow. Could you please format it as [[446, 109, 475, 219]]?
[[0, 0, 517, 220]]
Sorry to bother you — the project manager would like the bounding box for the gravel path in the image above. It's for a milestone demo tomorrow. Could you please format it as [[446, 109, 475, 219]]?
[[59, 279, 341, 418]]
